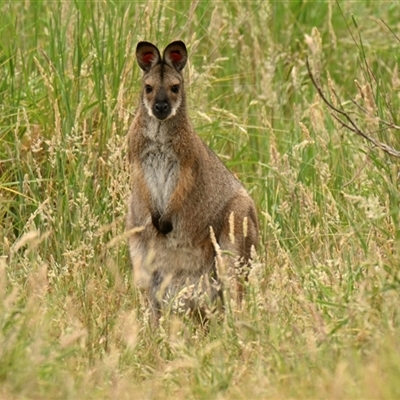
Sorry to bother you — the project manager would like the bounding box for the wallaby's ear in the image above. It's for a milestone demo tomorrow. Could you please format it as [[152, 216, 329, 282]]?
[[163, 41, 187, 72], [136, 42, 161, 72]]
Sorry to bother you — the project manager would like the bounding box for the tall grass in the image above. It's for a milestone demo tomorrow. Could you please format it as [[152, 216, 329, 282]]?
[[1, 1, 400, 399]]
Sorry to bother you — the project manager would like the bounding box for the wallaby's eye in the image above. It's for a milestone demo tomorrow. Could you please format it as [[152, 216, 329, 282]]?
[[171, 85, 179, 94], [145, 85, 153, 94]]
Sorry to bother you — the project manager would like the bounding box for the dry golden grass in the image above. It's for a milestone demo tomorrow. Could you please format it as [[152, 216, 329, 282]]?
[[1, 1, 400, 399]]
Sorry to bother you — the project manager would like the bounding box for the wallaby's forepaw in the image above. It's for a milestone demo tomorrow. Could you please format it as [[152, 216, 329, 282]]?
[[159, 218, 173, 234], [152, 213, 173, 234]]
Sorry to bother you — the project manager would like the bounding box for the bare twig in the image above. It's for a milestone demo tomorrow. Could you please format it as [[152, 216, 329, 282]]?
[[306, 57, 400, 159], [381, 18, 400, 43], [348, 96, 400, 131]]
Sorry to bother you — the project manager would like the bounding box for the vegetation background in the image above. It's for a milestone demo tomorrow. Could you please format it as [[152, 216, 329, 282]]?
[[1, 0, 400, 398]]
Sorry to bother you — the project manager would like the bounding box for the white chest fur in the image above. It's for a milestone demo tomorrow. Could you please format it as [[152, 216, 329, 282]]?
[[142, 142, 178, 214]]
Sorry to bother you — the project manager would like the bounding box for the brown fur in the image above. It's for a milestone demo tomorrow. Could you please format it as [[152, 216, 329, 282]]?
[[126, 41, 259, 321]]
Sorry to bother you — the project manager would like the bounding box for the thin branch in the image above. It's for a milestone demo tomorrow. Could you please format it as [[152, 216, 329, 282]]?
[[381, 18, 400, 43], [348, 96, 400, 130], [306, 57, 400, 159]]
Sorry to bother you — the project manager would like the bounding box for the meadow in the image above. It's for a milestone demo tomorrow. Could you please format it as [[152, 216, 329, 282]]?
[[1, 1, 400, 398]]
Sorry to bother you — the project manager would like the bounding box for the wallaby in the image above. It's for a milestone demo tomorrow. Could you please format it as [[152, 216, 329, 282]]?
[[126, 40, 258, 321]]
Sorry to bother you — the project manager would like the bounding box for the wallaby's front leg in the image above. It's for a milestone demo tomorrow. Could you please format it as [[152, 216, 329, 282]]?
[[152, 210, 173, 234], [132, 160, 169, 233], [157, 165, 195, 234]]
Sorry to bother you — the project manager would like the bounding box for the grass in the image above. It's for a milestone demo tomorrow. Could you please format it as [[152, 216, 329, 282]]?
[[1, 0, 400, 398]]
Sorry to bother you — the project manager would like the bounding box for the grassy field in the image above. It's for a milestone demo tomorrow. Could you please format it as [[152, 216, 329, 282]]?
[[1, 1, 400, 398]]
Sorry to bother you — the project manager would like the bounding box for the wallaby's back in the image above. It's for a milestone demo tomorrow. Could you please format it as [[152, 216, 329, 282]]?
[[126, 41, 258, 321]]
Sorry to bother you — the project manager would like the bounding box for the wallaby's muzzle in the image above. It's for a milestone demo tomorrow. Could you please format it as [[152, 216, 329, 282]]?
[[153, 99, 170, 120]]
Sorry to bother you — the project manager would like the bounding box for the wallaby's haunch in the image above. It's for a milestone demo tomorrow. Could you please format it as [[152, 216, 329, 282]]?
[[127, 40, 259, 321]]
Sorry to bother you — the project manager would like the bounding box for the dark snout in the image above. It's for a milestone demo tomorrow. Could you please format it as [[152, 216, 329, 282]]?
[[153, 100, 171, 120]]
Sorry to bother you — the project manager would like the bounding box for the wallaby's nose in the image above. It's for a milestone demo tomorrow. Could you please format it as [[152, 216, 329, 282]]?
[[153, 101, 170, 120], [155, 101, 168, 113]]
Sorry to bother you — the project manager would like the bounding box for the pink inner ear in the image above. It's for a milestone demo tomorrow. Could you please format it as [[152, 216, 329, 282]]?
[[169, 50, 182, 62], [142, 52, 155, 64]]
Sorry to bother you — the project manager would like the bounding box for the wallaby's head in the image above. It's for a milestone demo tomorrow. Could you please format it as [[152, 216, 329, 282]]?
[[136, 41, 187, 121]]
